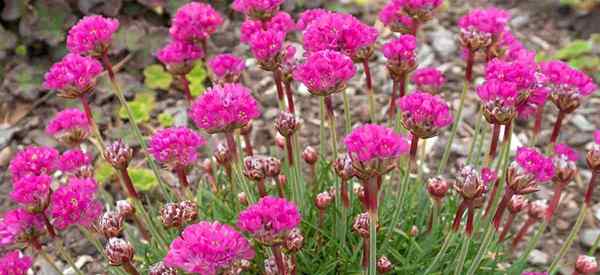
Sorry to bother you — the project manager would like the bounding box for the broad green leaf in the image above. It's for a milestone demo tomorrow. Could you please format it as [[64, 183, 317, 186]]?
[[119, 91, 156, 123], [554, 40, 592, 60], [158, 112, 175, 127], [569, 56, 600, 70], [95, 161, 114, 184], [144, 64, 173, 90], [15, 45, 27, 56], [19, 0, 76, 46], [187, 62, 207, 96], [128, 168, 158, 191]]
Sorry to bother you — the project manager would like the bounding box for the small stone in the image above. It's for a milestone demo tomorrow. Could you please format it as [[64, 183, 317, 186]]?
[[510, 15, 530, 28], [527, 249, 549, 265], [0, 146, 12, 167], [429, 26, 457, 57], [581, 229, 600, 247], [417, 44, 434, 67], [571, 114, 595, 131], [556, 219, 570, 231]]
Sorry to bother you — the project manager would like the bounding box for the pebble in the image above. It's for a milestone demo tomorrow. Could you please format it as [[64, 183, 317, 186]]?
[[528, 249, 549, 265], [580, 229, 600, 247], [429, 26, 457, 57]]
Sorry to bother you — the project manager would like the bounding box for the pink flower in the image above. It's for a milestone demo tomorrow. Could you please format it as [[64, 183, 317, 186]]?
[[397, 92, 453, 138], [297, 9, 329, 30], [485, 57, 537, 91], [58, 149, 92, 173], [379, 2, 415, 34], [575, 255, 599, 274], [156, 40, 204, 65], [595, 130, 600, 144], [402, 0, 443, 10], [411, 67, 446, 93], [248, 29, 285, 62], [190, 84, 261, 133], [164, 221, 255, 274], [43, 54, 103, 96], [9, 146, 59, 181], [240, 12, 296, 43], [344, 124, 410, 163], [237, 196, 301, 245], [169, 2, 223, 43], [554, 144, 578, 162], [481, 168, 498, 184], [149, 127, 206, 170], [382, 34, 417, 62], [46, 108, 90, 137], [477, 79, 518, 123], [458, 8, 510, 38], [232, 0, 284, 20], [541, 61, 597, 98], [10, 175, 51, 210], [293, 50, 356, 96], [0, 250, 32, 275], [208, 54, 246, 83], [515, 147, 555, 182], [50, 177, 103, 230], [67, 15, 119, 56], [0, 209, 44, 246]]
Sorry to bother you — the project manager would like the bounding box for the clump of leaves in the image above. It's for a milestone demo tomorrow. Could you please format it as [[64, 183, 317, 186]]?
[[118, 91, 156, 123]]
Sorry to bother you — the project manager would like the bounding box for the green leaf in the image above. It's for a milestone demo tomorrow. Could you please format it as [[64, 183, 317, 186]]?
[[187, 62, 207, 96], [569, 56, 600, 70], [15, 45, 27, 56], [19, 0, 76, 46], [95, 161, 114, 184], [119, 91, 156, 123], [128, 168, 158, 191], [158, 112, 175, 127], [553, 40, 592, 60], [144, 64, 173, 90]]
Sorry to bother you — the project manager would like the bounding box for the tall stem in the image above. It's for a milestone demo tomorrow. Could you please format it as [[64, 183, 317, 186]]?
[[368, 176, 379, 275], [284, 81, 295, 114], [363, 59, 375, 122], [41, 212, 57, 238], [341, 179, 350, 208], [452, 201, 467, 232], [545, 181, 566, 222], [342, 91, 352, 134], [175, 167, 190, 189], [56, 240, 85, 275], [243, 133, 254, 156], [118, 168, 139, 200], [257, 178, 267, 198], [388, 73, 406, 120], [483, 179, 500, 218], [584, 172, 598, 206], [454, 236, 471, 275], [40, 248, 65, 275], [511, 217, 536, 249], [326, 96, 338, 158], [548, 204, 588, 274], [285, 136, 294, 166], [498, 213, 515, 241], [273, 69, 286, 109], [465, 49, 474, 83], [131, 214, 152, 242], [486, 123, 501, 166], [179, 74, 194, 102], [226, 131, 238, 162], [532, 104, 544, 144], [122, 262, 140, 275], [272, 245, 287, 275], [550, 111, 565, 144], [492, 188, 513, 230], [424, 231, 456, 274], [409, 134, 419, 173], [80, 96, 105, 149]]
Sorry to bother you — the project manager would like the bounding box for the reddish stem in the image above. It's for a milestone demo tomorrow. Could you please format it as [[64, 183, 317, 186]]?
[[273, 69, 286, 105], [362, 59, 373, 95], [499, 213, 515, 242], [465, 49, 474, 83], [511, 217, 536, 249], [318, 209, 325, 230], [80, 96, 95, 125], [389, 79, 398, 119], [291, 254, 297, 275], [243, 133, 254, 156], [488, 124, 501, 161], [452, 201, 467, 232], [284, 80, 295, 114], [545, 181, 567, 222], [122, 261, 140, 275], [101, 51, 116, 80], [41, 212, 56, 238], [132, 214, 151, 242], [550, 111, 565, 144], [175, 167, 190, 189], [341, 179, 350, 208], [200, 39, 208, 63], [503, 121, 512, 144], [272, 245, 287, 275], [180, 75, 194, 102], [585, 172, 599, 206], [324, 96, 334, 118], [119, 168, 140, 200], [362, 238, 369, 268], [466, 205, 475, 237], [277, 178, 285, 198], [225, 131, 238, 161], [483, 178, 500, 218], [532, 104, 544, 142], [366, 176, 380, 215], [492, 188, 514, 230], [285, 136, 294, 166], [206, 171, 218, 193], [257, 178, 267, 197], [30, 237, 42, 251], [409, 134, 419, 173], [389, 73, 406, 120]]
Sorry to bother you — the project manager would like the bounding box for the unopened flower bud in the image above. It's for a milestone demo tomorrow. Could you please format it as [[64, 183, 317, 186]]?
[[427, 177, 449, 202], [179, 200, 198, 224], [575, 255, 599, 274], [274, 134, 286, 150], [528, 200, 547, 220], [160, 203, 184, 228], [105, 238, 134, 266], [455, 166, 485, 200], [302, 146, 318, 165], [587, 144, 600, 171], [315, 191, 333, 210], [508, 195, 528, 214], [238, 192, 248, 206], [285, 228, 304, 252], [75, 165, 94, 179], [264, 157, 281, 178], [410, 225, 419, 237], [115, 200, 134, 217], [377, 256, 393, 274], [214, 143, 233, 165], [149, 261, 177, 275], [104, 140, 133, 170], [334, 154, 354, 181], [353, 212, 375, 238], [274, 111, 301, 137], [243, 156, 266, 181], [99, 211, 124, 238], [353, 183, 366, 203]]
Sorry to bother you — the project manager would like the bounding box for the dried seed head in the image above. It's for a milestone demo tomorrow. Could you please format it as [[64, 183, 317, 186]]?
[[353, 183, 366, 204], [105, 238, 134, 266], [315, 191, 333, 210], [149, 261, 177, 275], [377, 256, 393, 274], [427, 176, 449, 202], [238, 192, 248, 206], [302, 146, 318, 165], [553, 155, 577, 184], [527, 200, 547, 220], [274, 111, 301, 137], [455, 166, 485, 200], [214, 143, 233, 165], [508, 195, 528, 214], [179, 200, 198, 224], [115, 200, 134, 217], [334, 154, 354, 181], [160, 203, 184, 228], [285, 228, 304, 252], [353, 212, 374, 238], [99, 211, 125, 238], [104, 140, 133, 170], [243, 156, 267, 181], [264, 157, 282, 178], [575, 255, 599, 274]]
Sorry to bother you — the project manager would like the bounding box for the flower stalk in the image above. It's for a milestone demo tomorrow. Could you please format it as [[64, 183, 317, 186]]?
[[363, 59, 375, 122], [550, 111, 566, 144]]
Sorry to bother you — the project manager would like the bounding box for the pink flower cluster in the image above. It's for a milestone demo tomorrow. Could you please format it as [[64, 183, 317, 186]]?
[[66, 15, 119, 56], [58, 149, 92, 173], [293, 50, 356, 96], [382, 35, 417, 69], [515, 147, 555, 182], [0, 250, 32, 274], [402, 0, 444, 10], [248, 29, 285, 62], [43, 54, 103, 93], [297, 9, 328, 30], [50, 177, 103, 230], [344, 124, 409, 163], [397, 92, 453, 137], [165, 221, 255, 274], [595, 130, 600, 144], [481, 167, 498, 184], [458, 8, 510, 38], [379, 2, 415, 33], [0, 209, 44, 246], [46, 108, 90, 137], [169, 2, 223, 43], [302, 12, 378, 58], [208, 54, 246, 80], [190, 84, 261, 133], [237, 196, 301, 244], [485, 57, 537, 91], [9, 146, 58, 181], [10, 175, 51, 210], [232, 0, 284, 19], [156, 40, 204, 65], [411, 67, 446, 93], [149, 127, 206, 170], [541, 61, 598, 98], [554, 144, 579, 162], [240, 12, 296, 43], [477, 79, 518, 107]]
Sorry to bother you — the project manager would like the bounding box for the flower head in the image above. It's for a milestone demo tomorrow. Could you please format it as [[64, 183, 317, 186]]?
[[232, 0, 284, 20], [575, 255, 599, 274], [411, 68, 446, 94], [150, 262, 177, 275], [50, 177, 103, 230], [297, 9, 329, 30], [9, 146, 59, 181], [156, 40, 204, 75], [541, 61, 597, 113], [208, 54, 246, 84], [0, 250, 32, 274], [58, 149, 92, 174], [514, 147, 555, 183], [10, 175, 51, 211], [293, 50, 356, 96], [554, 144, 578, 162], [170, 2, 223, 43], [46, 108, 90, 146], [190, 83, 261, 133], [43, 54, 103, 98], [67, 15, 119, 56], [477, 79, 519, 124], [149, 127, 206, 170], [382, 35, 418, 78], [595, 130, 600, 144], [0, 209, 44, 246], [397, 92, 453, 138], [458, 8, 510, 51], [105, 238, 134, 266], [165, 221, 255, 274], [237, 196, 301, 245], [104, 140, 134, 170], [379, 2, 416, 34], [239, 12, 295, 43], [344, 124, 410, 164], [455, 166, 486, 201], [248, 29, 285, 67]]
